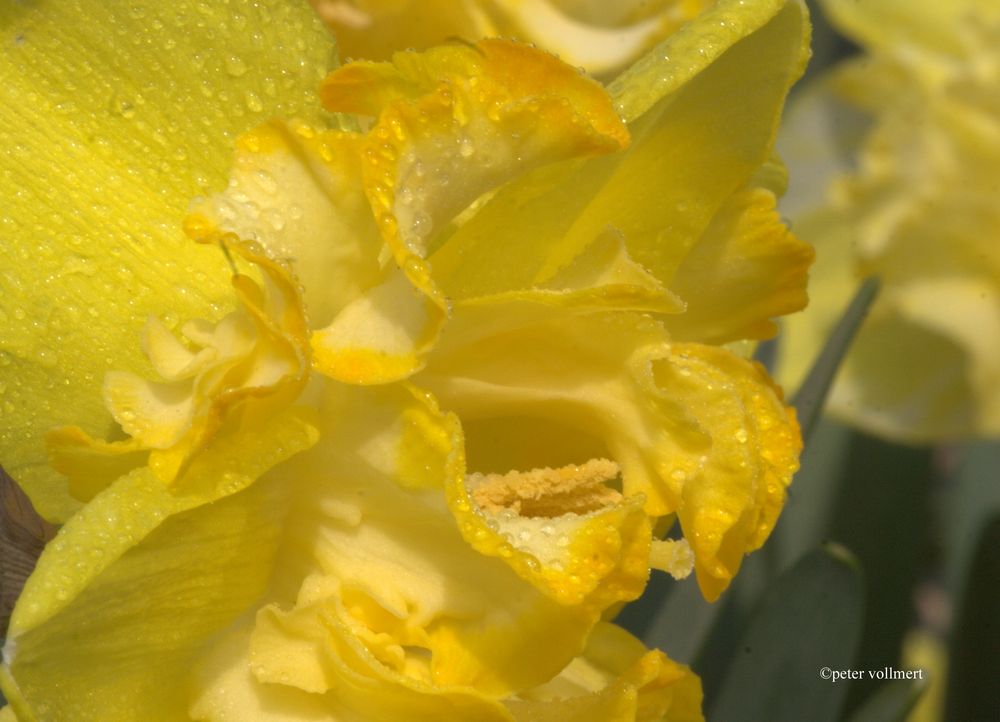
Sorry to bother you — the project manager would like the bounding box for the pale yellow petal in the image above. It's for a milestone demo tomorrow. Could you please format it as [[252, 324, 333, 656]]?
[[1, 408, 319, 721]]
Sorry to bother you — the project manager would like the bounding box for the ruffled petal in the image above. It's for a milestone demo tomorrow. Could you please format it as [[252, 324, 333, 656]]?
[[191, 617, 514, 722], [663, 182, 815, 344], [430, 0, 810, 324], [416, 293, 800, 601], [192, 39, 630, 384], [652, 343, 800, 601], [46, 244, 310, 496], [0, 0, 335, 523]]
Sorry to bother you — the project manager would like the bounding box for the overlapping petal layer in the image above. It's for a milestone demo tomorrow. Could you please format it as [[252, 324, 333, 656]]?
[[191, 39, 630, 383], [777, 0, 1000, 440]]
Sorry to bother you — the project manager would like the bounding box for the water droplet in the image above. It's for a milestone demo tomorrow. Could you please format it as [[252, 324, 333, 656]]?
[[225, 54, 247, 77], [244, 90, 264, 113], [411, 211, 431, 240]]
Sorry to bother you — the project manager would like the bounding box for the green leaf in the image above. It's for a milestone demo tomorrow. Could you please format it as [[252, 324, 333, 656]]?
[[631, 571, 724, 665], [944, 513, 1000, 721], [792, 276, 880, 442], [847, 678, 926, 722], [708, 545, 865, 722], [945, 442, 1000, 594]]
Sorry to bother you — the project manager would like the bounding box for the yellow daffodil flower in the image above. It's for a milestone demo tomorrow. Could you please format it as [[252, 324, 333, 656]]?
[[310, 0, 711, 78], [777, 0, 1000, 441], [0, 0, 811, 719]]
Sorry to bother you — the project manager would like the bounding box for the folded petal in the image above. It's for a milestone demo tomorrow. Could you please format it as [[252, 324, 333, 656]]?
[[663, 182, 814, 344], [0, 0, 335, 522], [192, 39, 630, 384], [430, 0, 810, 326]]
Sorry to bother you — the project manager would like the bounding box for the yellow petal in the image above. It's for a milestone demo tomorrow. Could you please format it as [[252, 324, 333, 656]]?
[[187, 122, 384, 335], [509, 623, 703, 722], [0, 408, 320, 721], [323, 37, 630, 258], [653, 343, 800, 601], [45, 428, 148, 503], [447, 460, 653, 613], [430, 0, 810, 310], [664, 183, 815, 344], [192, 616, 514, 722], [0, 0, 335, 523], [312, 0, 496, 69], [194, 39, 630, 384]]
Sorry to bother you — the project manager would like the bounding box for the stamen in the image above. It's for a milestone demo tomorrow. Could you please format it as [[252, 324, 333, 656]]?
[[468, 458, 622, 518]]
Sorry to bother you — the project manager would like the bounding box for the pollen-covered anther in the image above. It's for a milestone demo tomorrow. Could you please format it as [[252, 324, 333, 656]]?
[[649, 538, 695, 580], [467, 458, 622, 517]]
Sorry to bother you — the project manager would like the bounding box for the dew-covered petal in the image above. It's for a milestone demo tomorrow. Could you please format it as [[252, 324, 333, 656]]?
[[0, 0, 335, 523], [652, 343, 800, 601], [0, 408, 320, 721], [187, 121, 383, 332], [317, 39, 630, 380]]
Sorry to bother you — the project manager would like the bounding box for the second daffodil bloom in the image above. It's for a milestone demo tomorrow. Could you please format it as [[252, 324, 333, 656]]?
[[0, 0, 811, 720], [777, 0, 1000, 441], [311, 0, 711, 78]]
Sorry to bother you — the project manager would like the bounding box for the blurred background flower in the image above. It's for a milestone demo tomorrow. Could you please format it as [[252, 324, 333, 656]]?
[[776, 0, 1000, 442]]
